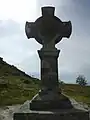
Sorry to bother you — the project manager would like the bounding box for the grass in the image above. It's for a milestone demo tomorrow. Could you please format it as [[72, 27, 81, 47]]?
[[0, 58, 90, 107], [0, 57, 41, 106], [1, 79, 90, 107], [61, 83, 90, 107], [0, 75, 40, 106]]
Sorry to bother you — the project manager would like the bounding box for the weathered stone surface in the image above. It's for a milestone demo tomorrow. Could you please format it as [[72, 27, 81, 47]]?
[[13, 96, 90, 120], [0, 98, 89, 120], [29, 93, 73, 111], [25, 7, 72, 47], [14, 109, 89, 120], [38, 48, 60, 91]]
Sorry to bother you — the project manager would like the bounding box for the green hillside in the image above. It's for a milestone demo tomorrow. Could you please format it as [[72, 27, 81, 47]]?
[[61, 83, 90, 107], [0, 57, 40, 106], [0, 57, 90, 107]]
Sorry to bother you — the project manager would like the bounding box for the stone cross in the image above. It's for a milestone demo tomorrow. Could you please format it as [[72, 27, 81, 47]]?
[[25, 7, 72, 49], [25, 6, 72, 110], [25, 6, 72, 90]]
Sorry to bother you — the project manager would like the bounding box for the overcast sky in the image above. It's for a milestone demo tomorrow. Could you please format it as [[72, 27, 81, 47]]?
[[0, 0, 90, 84]]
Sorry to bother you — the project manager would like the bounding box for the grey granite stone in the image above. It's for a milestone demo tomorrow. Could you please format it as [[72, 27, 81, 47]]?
[[14, 109, 89, 120], [13, 98, 89, 120]]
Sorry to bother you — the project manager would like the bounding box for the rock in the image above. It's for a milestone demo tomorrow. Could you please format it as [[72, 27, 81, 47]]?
[[0, 104, 21, 120], [0, 115, 5, 120], [2, 106, 9, 110], [18, 100, 31, 113]]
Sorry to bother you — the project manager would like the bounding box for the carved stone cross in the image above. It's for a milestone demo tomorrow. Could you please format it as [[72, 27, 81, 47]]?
[[25, 6, 72, 111], [25, 6, 72, 49]]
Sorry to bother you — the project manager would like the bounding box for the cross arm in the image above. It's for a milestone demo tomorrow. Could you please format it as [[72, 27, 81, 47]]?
[[25, 21, 36, 39], [62, 21, 72, 38]]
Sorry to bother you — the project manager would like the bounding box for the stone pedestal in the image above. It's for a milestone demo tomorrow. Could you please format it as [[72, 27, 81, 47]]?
[[38, 48, 60, 91], [29, 48, 74, 111], [30, 93, 73, 111], [14, 109, 89, 120]]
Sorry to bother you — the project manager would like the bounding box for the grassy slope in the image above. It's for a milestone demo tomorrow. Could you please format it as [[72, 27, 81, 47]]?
[[0, 76, 40, 106], [62, 83, 90, 107], [0, 57, 40, 106]]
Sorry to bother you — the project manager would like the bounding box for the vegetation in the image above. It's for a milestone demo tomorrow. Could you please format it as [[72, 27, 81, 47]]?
[[62, 83, 90, 107], [76, 75, 87, 86], [0, 57, 40, 106], [0, 57, 90, 107]]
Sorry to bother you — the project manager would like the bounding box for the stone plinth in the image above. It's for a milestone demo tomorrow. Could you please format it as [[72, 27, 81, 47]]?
[[14, 109, 89, 120], [29, 48, 74, 111], [38, 48, 60, 91], [30, 93, 73, 111]]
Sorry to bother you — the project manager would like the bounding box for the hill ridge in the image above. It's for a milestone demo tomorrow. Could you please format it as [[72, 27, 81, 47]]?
[[0, 57, 32, 79]]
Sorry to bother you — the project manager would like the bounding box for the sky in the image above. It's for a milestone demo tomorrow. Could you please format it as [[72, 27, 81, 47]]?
[[0, 0, 90, 84]]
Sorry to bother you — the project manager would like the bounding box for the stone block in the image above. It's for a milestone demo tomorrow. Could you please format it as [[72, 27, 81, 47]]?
[[13, 109, 89, 120]]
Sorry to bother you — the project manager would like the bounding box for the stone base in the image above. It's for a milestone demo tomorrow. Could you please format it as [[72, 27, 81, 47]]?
[[13, 109, 89, 120], [30, 91, 73, 111], [30, 98, 73, 111]]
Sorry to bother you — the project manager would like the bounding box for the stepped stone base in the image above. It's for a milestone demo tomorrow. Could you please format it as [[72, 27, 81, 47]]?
[[29, 91, 73, 111], [13, 93, 89, 120], [13, 108, 89, 120]]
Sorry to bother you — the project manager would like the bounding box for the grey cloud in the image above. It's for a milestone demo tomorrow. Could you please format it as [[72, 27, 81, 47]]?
[[0, 19, 22, 38], [17, 53, 40, 73], [0, 19, 42, 67], [78, 63, 90, 83], [59, 71, 77, 83]]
